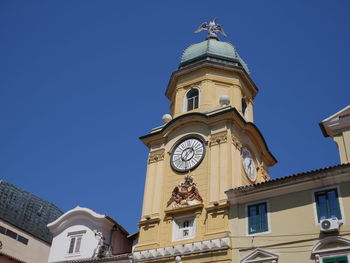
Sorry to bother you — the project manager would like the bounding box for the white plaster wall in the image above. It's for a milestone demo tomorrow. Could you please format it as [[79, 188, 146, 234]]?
[[48, 220, 111, 263]]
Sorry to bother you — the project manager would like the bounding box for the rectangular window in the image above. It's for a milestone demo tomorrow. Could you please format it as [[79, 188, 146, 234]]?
[[17, 235, 29, 245], [75, 236, 82, 253], [0, 225, 6, 234], [68, 237, 75, 253], [315, 189, 342, 222], [323, 256, 348, 263], [187, 95, 199, 111], [248, 202, 268, 234], [5, 229, 17, 240], [68, 235, 83, 254], [173, 216, 195, 241]]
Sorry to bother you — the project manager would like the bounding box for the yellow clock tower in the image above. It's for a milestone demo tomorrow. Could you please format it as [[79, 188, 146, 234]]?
[[133, 19, 277, 263]]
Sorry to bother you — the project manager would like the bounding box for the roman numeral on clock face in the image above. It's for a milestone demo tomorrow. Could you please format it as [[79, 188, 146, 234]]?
[[171, 137, 205, 172]]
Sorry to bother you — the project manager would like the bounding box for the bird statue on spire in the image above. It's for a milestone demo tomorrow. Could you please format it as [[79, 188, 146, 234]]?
[[194, 18, 227, 40]]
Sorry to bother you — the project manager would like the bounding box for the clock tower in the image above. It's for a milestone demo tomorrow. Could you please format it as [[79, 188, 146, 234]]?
[[133, 19, 277, 263]]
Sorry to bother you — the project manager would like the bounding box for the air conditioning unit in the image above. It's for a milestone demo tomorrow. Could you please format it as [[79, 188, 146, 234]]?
[[320, 218, 340, 232]]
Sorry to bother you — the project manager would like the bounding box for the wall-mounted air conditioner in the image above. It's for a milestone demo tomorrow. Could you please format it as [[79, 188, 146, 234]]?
[[320, 218, 340, 232]]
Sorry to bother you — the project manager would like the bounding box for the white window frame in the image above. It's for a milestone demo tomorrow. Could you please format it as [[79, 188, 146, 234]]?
[[311, 185, 345, 226], [172, 214, 196, 242], [245, 200, 271, 237], [66, 230, 86, 257], [183, 87, 200, 112]]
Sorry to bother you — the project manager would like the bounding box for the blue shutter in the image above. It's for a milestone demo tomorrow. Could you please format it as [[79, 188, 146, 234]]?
[[248, 205, 257, 234], [259, 203, 268, 232], [248, 203, 268, 234], [317, 193, 328, 220], [315, 189, 342, 221], [327, 190, 341, 219]]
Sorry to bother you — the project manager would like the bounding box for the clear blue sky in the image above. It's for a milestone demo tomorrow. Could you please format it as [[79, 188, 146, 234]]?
[[1, 1, 349, 233]]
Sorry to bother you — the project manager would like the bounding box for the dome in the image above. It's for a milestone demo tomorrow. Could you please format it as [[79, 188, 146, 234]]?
[[180, 38, 250, 74]]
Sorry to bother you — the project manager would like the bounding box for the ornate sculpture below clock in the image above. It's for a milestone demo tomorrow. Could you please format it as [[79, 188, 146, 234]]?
[[167, 175, 203, 208]]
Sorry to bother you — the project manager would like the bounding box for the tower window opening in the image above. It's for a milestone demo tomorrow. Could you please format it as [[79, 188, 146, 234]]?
[[242, 98, 249, 120], [186, 89, 199, 111]]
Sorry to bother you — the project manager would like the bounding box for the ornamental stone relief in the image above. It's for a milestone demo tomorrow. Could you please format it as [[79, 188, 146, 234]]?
[[167, 175, 203, 208], [232, 134, 242, 150], [209, 132, 228, 146], [148, 150, 165, 164], [258, 161, 269, 180]]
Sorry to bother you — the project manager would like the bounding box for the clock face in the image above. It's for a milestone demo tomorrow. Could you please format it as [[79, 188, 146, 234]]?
[[242, 147, 256, 181], [171, 137, 205, 172]]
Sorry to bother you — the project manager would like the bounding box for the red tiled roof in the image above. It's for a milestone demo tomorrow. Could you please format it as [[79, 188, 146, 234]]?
[[64, 253, 130, 263], [228, 163, 350, 193]]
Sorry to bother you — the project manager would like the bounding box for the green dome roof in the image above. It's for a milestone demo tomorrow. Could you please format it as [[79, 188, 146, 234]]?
[[180, 38, 250, 74]]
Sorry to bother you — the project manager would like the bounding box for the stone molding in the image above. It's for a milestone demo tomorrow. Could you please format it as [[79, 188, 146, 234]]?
[[232, 134, 242, 150], [148, 149, 165, 164], [132, 237, 230, 262], [311, 236, 350, 262], [241, 248, 278, 263], [209, 132, 228, 146]]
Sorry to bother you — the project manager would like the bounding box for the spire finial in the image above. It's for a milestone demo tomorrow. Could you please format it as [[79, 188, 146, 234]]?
[[194, 18, 227, 40]]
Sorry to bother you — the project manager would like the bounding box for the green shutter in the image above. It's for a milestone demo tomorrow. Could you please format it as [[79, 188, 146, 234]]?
[[248, 203, 268, 234]]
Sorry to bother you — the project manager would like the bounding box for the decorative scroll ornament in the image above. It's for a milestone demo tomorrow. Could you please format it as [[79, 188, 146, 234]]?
[[194, 18, 227, 40], [232, 134, 242, 150], [148, 150, 165, 164], [209, 132, 228, 146], [167, 175, 203, 208]]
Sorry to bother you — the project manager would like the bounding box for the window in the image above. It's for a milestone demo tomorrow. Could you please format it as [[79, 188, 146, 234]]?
[[242, 98, 249, 120], [173, 216, 195, 241], [248, 203, 268, 234], [67, 230, 86, 255], [315, 189, 342, 222], [323, 256, 348, 263], [17, 235, 28, 245], [5, 229, 17, 239], [186, 89, 199, 111], [68, 235, 82, 254], [312, 237, 350, 263], [0, 225, 29, 245]]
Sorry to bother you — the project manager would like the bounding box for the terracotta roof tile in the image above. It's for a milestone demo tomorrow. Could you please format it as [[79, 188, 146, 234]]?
[[229, 163, 350, 193], [0, 251, 27, 263], [64, 253, 131, 263]]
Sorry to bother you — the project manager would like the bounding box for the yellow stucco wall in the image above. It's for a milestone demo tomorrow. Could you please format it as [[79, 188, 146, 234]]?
[[168, 67, 254, 122], [230, 181, 350, 262], [334, 130, 350, 164], [135, 61, 274, 262]]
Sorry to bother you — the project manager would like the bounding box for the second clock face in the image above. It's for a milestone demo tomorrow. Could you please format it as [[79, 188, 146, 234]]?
[[242, 147, 256, 181], [171, 137, 205, 172]]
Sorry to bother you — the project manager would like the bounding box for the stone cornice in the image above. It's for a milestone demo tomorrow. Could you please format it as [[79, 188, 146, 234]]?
[[139, 107, 277, 166], [132, 237, 230, 262]]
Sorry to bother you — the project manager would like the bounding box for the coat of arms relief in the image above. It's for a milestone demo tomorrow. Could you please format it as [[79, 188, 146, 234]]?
[[167, 175, 203, 208]]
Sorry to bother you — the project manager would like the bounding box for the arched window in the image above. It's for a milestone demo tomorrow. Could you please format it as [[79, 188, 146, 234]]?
[[186, 89, 199, 111], [311, 236, 350, 263], [242, 98, 249, 120]]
